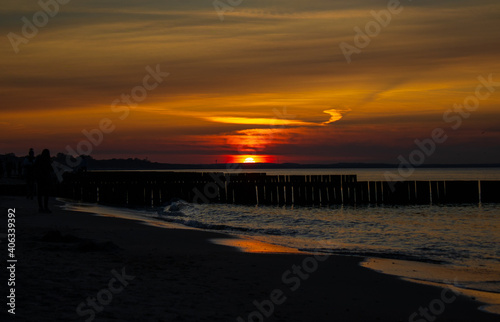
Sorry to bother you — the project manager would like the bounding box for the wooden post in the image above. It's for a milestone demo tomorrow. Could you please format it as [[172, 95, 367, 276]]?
[[480, 181, 500, 203]]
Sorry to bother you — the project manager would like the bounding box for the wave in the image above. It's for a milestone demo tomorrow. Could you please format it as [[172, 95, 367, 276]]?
[[155, 213, 298, 237], [157, 200, 302, 236], [299, 247, 447, 264]]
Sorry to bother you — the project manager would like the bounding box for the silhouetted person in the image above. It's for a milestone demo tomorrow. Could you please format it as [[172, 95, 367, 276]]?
[[23, 148, 36, 199], [35, 149, 53, 213], [18, 160, 23, 177], [79, 155, 88, 173], [0, 158, 3, 179], [5, 156, 13, 178]]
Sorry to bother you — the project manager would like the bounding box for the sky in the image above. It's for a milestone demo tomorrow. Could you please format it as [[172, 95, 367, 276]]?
[[1, 0, 500, 164]]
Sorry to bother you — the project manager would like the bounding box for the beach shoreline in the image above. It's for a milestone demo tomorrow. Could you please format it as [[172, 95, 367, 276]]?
[[1, 195, 498, 321], [361, 258, 500, 316]]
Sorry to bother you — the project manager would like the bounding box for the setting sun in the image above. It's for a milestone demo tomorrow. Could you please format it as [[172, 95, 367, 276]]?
[[224, 155, 275, 163], [243, 157, 256, 163]]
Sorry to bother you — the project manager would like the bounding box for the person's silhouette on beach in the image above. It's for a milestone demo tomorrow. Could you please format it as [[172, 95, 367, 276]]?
[[18, 159, 23, 177], [35, 149, 53, 213], [5, 155, 13, 178], [23, 148, 36, 199], [79, 155, 88, 173]]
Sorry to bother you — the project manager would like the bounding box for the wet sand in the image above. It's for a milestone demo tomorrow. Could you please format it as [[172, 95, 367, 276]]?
[[0, 196, 498, 321], [362, 258, 500, 315]]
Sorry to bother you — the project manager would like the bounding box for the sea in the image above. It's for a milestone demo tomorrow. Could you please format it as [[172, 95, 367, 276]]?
[[62, 168, 500, 313]]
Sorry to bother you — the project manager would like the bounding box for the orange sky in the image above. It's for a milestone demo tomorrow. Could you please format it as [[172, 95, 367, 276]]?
[[1, 0, 500, 164]]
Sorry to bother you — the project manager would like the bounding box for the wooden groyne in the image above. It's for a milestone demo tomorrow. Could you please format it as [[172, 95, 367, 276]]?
[[58, 171, 500, 207]]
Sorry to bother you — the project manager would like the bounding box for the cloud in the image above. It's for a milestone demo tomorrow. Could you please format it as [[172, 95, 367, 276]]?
[[203, 116, 311, 126], [322, 109, 346, 125], [205, 107, 348, 127]]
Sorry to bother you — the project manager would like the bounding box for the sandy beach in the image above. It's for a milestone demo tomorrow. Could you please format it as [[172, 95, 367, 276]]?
[[0, 196, 498, 322]]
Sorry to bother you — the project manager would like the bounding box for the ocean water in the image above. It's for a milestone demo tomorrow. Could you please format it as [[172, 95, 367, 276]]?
[[62, 168, 500, 301], [172, 167, 500, 181]]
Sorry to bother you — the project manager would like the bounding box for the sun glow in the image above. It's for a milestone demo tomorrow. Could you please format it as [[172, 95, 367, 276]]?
[[244, 157, 256, 163], [224, 155, 274, 163]]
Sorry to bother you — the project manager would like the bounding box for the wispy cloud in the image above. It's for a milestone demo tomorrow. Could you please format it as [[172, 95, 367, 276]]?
[[204, 116, 312, 126], [322, 109, 346, 124]]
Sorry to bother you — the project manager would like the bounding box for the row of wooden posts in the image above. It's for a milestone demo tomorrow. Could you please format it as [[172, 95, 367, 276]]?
[[59, 172, 500, 207]]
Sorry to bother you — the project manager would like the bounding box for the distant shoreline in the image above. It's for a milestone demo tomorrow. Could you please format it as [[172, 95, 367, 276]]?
[[2, 152, 499, 171], [82, 163, 500, 171]]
